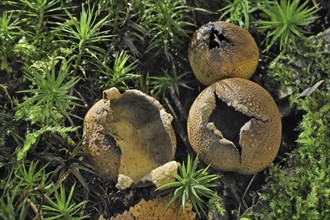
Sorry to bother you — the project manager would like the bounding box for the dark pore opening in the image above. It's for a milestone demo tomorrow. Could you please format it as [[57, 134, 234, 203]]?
[[209, 26, 233, 49], [209, 97, 253, 154]]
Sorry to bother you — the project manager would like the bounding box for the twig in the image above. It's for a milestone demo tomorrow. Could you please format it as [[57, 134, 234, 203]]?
[[0, 83, 14, 109], [237, 174, 257, 216], [164, 97, 192, 153], [25, 197, 44, 220], [46, 156, 85, 197], [168, 87, 188, 120], [311, 0, 319, 8], [74, 88, 88, 108]]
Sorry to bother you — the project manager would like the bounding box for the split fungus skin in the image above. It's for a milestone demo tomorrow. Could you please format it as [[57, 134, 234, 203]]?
[[188, 21, 259, 86], [83, 88, 176, 184], [187, 78, 282, 175]]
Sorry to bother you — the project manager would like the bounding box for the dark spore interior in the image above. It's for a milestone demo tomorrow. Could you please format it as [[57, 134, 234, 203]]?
[[209, 26, 233, 49], [209, 97, 252, 153]]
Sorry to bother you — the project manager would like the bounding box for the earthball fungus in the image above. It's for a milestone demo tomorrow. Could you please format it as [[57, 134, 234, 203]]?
[[188, 21, 259, 85], [83, 88, 176, 189], [187, 78, 282, 174]]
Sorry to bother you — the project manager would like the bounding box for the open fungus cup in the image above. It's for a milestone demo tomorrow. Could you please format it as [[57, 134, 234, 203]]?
[[188, 21, 259, 85], [83, 88, 176, 188], [187, 78, 282, 174]]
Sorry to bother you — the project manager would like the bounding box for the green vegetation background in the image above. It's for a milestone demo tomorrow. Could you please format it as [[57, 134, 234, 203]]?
[[0, 0, 329, 219]]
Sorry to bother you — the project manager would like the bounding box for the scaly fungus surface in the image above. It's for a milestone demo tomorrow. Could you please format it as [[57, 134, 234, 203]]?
[[188, 21, 259, 85], [187, 78, 282, 174]]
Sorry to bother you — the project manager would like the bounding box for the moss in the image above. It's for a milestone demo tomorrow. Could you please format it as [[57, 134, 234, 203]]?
[[252, 30, 330, 219], [268, 29, 330, 101]]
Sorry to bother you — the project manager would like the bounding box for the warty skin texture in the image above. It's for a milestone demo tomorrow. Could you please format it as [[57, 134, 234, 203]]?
[[188, 21, 259, 86], [188, 78, 282, 174]]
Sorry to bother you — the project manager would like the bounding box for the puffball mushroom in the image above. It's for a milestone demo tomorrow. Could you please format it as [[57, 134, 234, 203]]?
[[83, 88, 176, 188], [187, 78, 282, 174], [188, 21, 259, 85]]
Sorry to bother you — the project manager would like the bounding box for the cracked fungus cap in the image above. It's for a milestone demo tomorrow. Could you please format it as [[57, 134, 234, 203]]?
[[83, 88, 176, 183], [187, 78, 282, 174], [188, 21, 259, 86]]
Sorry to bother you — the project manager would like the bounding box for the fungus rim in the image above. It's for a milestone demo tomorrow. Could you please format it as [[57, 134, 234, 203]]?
[[83, 88, 177, 186]]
